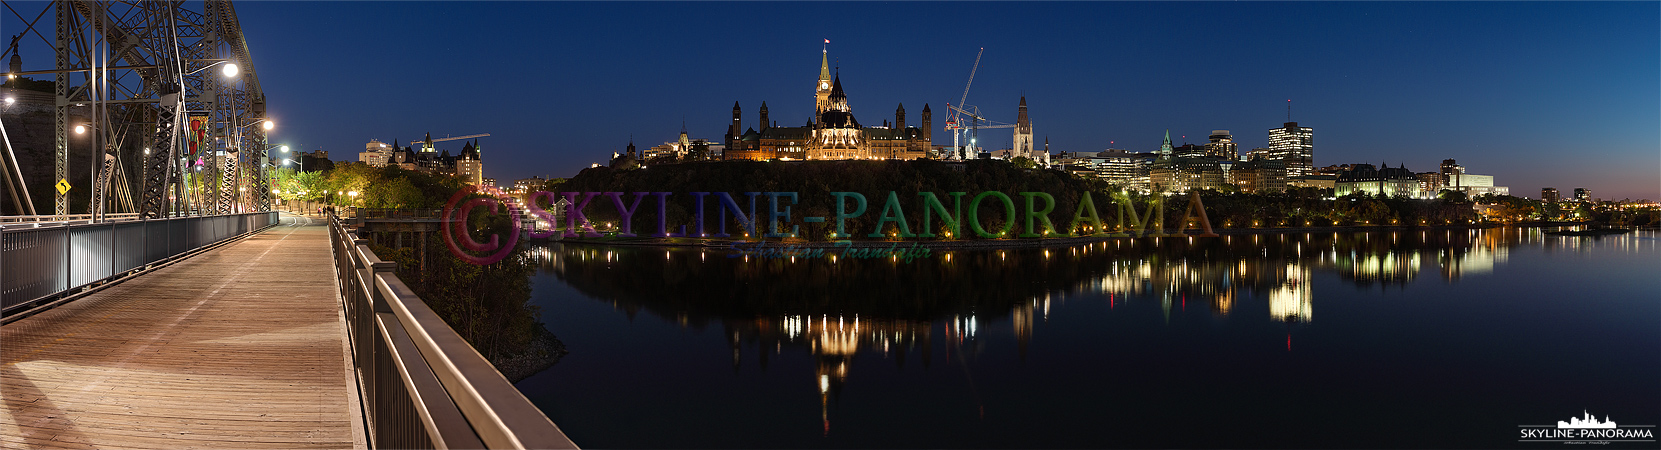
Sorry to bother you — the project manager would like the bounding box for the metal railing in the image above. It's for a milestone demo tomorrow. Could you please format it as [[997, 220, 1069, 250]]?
[[1, 211, 280, 315], [328, 215, 578, 450], [355, 208, 445, 220]]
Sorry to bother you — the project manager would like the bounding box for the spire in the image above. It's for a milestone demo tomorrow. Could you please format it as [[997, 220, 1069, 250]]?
[[1160, 130, 1174, 158], [828, 73, 848, 111], [819, 42, 831, 82], [1016, 96, 1030, 132]]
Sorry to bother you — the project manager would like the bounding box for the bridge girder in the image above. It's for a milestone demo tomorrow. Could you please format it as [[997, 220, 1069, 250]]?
[[2, 0, 268, 218]]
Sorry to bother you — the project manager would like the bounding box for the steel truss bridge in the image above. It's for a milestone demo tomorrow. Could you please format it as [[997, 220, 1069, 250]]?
[[1, 3, 582, 448], [2, 0, 269, 220]]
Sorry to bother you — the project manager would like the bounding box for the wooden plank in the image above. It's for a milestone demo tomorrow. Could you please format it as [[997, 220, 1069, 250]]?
[[1, 223, 364, 449]]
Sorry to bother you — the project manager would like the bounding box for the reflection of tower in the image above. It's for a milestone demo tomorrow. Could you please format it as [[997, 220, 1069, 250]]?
[[1269, 263, 1313, 322], [1012, 301, 1033, 359], [1211, 289, 1234, 316], [817, 355, 849, 436]]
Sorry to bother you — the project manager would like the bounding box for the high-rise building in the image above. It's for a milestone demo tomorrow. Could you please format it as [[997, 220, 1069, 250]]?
[[1205, 130, 1238, 160], [359, 139, 393, 167], [1266, 122, 1314, 177], [1574, 188, 1591, 201], [1542, 188, 1560, 203]]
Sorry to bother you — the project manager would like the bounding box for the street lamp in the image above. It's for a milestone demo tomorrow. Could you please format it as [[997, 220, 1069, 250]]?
[[185, 60, 239, 78]]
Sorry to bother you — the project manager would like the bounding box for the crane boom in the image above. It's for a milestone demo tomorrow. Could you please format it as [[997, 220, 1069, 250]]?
[[957, 48, 982, 116], [412, 133, 491, 150], [946, 48, 984, 160]]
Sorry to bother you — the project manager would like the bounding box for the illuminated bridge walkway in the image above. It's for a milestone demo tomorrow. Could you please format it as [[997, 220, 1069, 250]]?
[[0, 216, 365, 449]]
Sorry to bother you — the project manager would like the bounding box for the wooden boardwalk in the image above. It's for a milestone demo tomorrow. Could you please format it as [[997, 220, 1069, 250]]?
[[1, 217, 366, 449]]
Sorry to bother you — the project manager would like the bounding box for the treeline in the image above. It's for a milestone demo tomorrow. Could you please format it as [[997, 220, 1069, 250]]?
[[1196, 189, 1478, 227], [273, 162, 464, 208]]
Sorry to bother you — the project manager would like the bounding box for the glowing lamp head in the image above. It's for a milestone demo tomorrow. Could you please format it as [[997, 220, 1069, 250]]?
[[74, 124, 86, 134], [221, 63, 239, 78], [262, 120, 274, 131]]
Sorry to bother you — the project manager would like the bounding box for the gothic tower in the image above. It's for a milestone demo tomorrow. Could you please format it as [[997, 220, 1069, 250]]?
[[727, 101, 742, 146], [759, 101, 770, 130], [921, 103, 932, 143], [815, 44, 833, 116], [895, 103, 906, 129], [1013, 97, 1034, 159]]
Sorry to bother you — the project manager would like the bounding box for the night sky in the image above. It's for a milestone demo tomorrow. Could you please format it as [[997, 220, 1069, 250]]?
[[9, 2, 1659, 200]]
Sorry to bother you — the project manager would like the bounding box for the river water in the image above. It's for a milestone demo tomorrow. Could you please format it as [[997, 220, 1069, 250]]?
[[514, 228, 1659, 448]]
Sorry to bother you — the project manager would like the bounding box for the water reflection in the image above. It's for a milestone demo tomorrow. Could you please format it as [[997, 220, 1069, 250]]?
[[526, 227, 1644, 435]]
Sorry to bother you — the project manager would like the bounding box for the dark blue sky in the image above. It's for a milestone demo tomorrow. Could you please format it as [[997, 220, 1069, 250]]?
[[14, 2, 1657, 200]]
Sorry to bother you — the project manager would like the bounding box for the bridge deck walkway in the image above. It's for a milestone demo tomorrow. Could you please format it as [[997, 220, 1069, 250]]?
[[0, 216, 365, 449]]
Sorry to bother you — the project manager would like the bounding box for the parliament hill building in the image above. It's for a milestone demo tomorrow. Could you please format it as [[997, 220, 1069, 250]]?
[[724, 47, 932, 161]]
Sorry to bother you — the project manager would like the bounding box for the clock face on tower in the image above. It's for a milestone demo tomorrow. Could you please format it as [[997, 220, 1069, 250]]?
[[820, 82, 828, 90]]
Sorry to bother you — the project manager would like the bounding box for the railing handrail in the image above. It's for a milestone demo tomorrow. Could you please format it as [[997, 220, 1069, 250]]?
[[328, 215, 577, 449], [2, 211, 280, 317]]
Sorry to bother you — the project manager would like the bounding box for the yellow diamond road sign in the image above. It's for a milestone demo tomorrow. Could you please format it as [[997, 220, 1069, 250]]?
[[55, 179, 70, 195]]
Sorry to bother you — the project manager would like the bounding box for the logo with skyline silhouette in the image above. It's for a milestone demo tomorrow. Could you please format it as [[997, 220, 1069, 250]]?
[[1519, 410, 1654, 444]]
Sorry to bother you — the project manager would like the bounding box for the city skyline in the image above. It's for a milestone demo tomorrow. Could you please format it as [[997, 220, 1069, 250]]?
[[10, 1, 1651, 200]]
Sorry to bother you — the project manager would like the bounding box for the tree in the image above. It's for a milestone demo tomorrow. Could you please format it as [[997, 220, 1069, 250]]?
[[1010, 156, 1036, 169]]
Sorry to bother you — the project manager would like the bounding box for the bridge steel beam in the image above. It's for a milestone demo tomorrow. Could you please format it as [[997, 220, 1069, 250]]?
[[4, 0, 270, 218]]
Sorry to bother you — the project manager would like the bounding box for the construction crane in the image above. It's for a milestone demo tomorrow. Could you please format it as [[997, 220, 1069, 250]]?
[[942, 48, 983, 160], [946, 103, 1015, 159], [411, 132, 491, 152]]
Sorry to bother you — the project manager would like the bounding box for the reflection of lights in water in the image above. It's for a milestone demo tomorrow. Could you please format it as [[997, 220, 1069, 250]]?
[[1269, 264, 1312, 322], [819, 374, 829, 393]]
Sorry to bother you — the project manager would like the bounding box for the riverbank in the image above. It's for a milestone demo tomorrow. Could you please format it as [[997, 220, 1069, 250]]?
[[491, 325, 568, 383], [528, 221, 1599, 250]]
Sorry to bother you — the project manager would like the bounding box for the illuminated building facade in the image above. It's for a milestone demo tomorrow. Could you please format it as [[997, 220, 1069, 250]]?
[[1149, 131, 1227, 192], [359, 139, 392, 167], [1334, 163, 1421, 198], [1231, 158, 1287, 193], [1266, 122, 1315, 177], [1439, 159, 1509, 196], [723, 46, 930, 161], [1542, 187, 1560, 203]]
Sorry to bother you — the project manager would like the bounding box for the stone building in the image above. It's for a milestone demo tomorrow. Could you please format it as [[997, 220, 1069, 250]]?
[[723, 46, 930, 161]]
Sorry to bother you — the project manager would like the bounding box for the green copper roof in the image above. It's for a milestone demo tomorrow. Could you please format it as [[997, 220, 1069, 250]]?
[[820, 49, 831, 82]]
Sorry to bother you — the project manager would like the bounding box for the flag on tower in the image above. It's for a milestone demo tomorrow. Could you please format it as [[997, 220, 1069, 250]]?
[[824, 39, 830, 44]]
